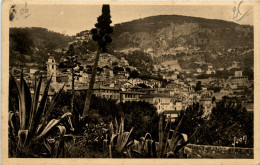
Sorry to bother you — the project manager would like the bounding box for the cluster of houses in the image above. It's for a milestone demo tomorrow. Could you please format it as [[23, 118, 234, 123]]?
[[10, 52, 253, 121]]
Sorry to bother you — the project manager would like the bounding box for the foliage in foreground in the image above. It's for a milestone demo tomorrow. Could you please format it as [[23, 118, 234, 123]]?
[[128, 115, 196, 158], [174, 101, 253, 148], [104, 118, 133, 158], [53, 91, 159, 139], [9, 73, 71, 157], [100, 116, 196, 158]]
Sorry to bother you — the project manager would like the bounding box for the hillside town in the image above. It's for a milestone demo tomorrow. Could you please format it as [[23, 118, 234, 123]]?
[[10, 48, 254, 121]]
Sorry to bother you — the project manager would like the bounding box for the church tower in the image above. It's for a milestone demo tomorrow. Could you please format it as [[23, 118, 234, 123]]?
[[46, 56, 57, 83]]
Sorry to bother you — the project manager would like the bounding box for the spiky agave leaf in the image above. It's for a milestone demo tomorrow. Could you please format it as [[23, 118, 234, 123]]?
[[139, 134, 153, 158], [13, 72, 32, 147], [114, 118, 122, 146], [117, 127, 134, 152], [9, 111, 18, 139], [9, 111, 15, 129], [114, 117, 118, 134], [141, 133, 152, 151], [44, 138, 52, 154], [9, 74, 21, 135], [61, 106, 74, 132], [41, 83, 65, 128], [151, 140, 158, 158], [108, 117, 134, 157], [108, 121, 114, 145], [18, 72, 32, 131], [66, 114, 75, 132], [126, 147, 133, 158], [28, 76, 52, 137], [131, 139, 142, 154], [28, 75, 42, 137], [163, 116, 171, 156], [115, 117, 124, 150], [174, 130, 197, 155], [36, 112, 72, 139], [108, 144, 113, 158], [9, 73, 20, 112], [125, 139, 134, 149], [158, 116, 171, 158], [118, 117, 124, 140], [181, 133, 188, 142], [17, 130, 29, 148], [57, 125, 66, 136], [29, 76, 39, 123], [169, 116, 184, 151], [146, 139, 153, 158], [167, 132, 186, 155], [32, 75, 42, 115], [55, 125, 66, 158], [109, 121, 113, 135]]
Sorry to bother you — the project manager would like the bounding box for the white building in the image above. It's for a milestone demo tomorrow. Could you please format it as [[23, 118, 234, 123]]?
[[46, 56, 57, 83]]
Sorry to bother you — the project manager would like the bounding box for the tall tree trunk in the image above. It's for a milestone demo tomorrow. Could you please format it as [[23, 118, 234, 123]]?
[[71, 68, 78, 129], [82, 49, 100, 120], [71, 68, 75, 113]]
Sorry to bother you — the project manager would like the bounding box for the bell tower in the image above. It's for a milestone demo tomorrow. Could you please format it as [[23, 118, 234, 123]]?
[[46, 56, 57, 83]]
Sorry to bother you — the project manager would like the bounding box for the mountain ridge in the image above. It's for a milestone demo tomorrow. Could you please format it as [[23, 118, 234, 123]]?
[[9, 14, 253, 71], [109, 14, 253, 55]]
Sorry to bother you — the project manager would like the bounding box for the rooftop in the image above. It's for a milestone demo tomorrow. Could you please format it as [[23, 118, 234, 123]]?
[[141, 93, 173, 98], [120, 91, 145, 95]]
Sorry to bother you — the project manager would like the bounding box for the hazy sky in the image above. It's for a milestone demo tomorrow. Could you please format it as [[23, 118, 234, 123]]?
[[9, 3, 254, 36]]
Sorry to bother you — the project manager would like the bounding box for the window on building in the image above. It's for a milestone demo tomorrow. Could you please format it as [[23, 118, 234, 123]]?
[[52, 65, 54, 69]]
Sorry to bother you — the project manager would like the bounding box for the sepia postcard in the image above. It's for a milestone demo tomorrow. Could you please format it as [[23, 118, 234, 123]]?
[[1, 1, 260, 165]]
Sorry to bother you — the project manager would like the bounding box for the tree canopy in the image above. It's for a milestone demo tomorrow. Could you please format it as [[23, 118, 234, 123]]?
[[54, 91, 159, 139], [173, 100, 253, 148], [194, 81, 202, 91]]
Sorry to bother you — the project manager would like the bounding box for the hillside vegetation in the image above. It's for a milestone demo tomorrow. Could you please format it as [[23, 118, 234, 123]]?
[[111, 15, 253, 54], [9, 27, 73, 66]]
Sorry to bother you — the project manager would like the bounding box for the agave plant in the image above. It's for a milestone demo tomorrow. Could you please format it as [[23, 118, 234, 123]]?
[[9, 72, 72, 157], [130, 115, 197, 158], [130, 133, 156, 158], [104, 117, 134, 158]]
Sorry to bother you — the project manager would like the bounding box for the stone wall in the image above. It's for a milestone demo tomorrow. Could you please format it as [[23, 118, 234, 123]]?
[[186, 144, 253, 158]]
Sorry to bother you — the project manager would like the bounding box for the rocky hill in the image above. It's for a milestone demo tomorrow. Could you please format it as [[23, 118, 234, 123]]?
[[110, 15, 253, 56], [10, 15, 254, 71]]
